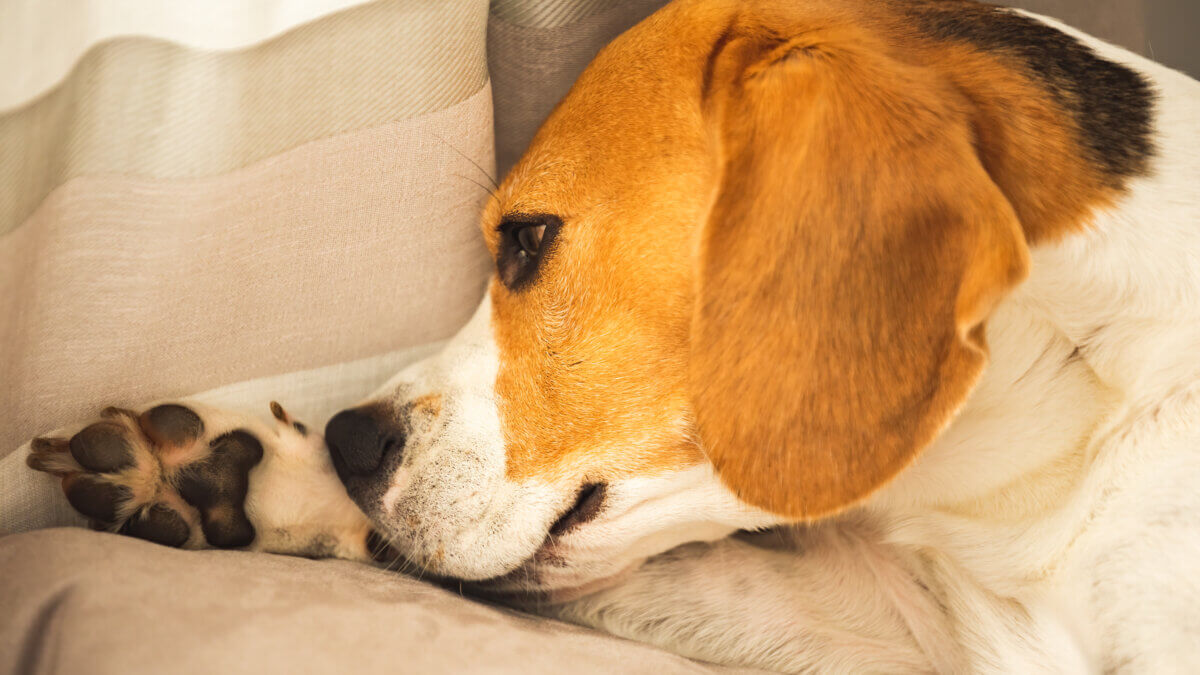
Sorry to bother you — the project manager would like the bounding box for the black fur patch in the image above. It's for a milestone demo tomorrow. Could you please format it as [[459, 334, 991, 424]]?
[[899, 0, 1155, 184]]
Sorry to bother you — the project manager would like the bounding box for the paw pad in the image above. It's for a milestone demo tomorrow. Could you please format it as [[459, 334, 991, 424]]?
[[69, 421, 134, 472], [177, 430, 263, 549], [139, 404, 203, 447], [118, 503, 192, 548], [63, 473, 130, 523], [29, 403, 265, 550]]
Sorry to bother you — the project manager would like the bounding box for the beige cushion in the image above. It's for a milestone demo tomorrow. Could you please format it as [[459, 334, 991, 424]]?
[[0, 529, 743, 674], [0, 0, 494, 458], [0, 0, 377, 109]]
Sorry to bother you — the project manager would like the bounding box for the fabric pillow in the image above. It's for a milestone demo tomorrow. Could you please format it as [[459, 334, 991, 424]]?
[[0, 0, 494, 459], [488, 0, 671, 177]]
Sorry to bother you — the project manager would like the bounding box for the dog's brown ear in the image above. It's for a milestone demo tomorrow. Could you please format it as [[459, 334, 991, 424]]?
[[690, 28, 1030, 519]]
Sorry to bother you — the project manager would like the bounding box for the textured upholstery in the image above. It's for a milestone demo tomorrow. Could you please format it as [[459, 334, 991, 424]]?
[[0, 529, 743, 674], [0, 0, 493, 458]]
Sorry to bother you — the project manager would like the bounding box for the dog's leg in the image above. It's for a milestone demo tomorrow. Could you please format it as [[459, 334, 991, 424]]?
[[544, 525, 962, 673], [26, 401, 396, 563]]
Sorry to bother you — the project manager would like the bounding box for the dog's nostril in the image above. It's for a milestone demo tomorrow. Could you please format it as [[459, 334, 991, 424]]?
[[381, 436, 398, 459], [325, 408, 404, 478]]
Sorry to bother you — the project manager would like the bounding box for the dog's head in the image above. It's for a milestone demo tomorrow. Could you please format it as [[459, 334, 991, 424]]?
[[325, 0, 1128, 595]]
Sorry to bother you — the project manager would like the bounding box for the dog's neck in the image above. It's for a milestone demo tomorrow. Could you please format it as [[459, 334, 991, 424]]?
[[970, 15, 1200, 421], [882, 199, 1199, 520]]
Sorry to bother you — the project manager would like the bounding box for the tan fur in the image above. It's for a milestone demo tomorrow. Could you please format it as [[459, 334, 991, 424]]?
[[484, 5, 726, 486], [409, 393, 443, 418], [486, 0, 1119, 514], [874, 0, 1125, 243], [693, 15, 1030, 518]]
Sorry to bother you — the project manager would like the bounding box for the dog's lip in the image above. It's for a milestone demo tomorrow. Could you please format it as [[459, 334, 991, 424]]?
[[369, 482, 612, 587], [458, 486, 613, 592], [548, 482, 608, 537]]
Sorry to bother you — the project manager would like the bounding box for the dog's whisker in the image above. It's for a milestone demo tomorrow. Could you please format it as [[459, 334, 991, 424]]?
[[433, 132, 499, 190], [452, 174, 501, 209]]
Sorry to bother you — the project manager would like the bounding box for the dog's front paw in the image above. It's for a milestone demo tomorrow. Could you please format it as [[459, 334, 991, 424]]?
[[28, 403, 265, 549], [27, 401, 393, 563]]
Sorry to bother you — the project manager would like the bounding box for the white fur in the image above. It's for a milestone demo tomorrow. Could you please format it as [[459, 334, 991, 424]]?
[[150, 400, 378, 560], [362, 301, 563, 580], [240, 406, 375, 561]]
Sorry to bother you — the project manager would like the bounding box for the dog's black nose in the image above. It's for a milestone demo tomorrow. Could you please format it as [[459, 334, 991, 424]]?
[[325, 408, 403, 478]]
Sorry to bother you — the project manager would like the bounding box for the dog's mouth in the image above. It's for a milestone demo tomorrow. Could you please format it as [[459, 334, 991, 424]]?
[[481, 482, 610, 578], [548, 482, 608, 537], [366, 482, 611, 588], [445, 482, 617, 600]]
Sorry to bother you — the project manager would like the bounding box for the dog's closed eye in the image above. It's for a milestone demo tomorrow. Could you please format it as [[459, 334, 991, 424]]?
[[498, 214, 562, 290]]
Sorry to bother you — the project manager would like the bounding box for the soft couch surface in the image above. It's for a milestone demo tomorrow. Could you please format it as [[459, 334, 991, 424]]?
[[0, 529, 745, 675]]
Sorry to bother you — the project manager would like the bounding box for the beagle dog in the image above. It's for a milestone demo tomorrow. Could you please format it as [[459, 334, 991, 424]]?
[[29, 0, 1200, 671]]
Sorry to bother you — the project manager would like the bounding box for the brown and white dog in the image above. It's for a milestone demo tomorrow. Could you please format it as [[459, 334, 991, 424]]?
[[28, 0, 1200, 671]]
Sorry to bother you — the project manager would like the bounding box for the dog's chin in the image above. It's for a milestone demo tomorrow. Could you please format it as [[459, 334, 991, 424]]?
[[369, 519, 641, 604], [441, 530, 642, 605], [461, 556, 642, 606]]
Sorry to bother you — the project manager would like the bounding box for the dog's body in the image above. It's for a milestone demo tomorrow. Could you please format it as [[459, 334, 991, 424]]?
[[555, 46, 1200, 665], [28, 1, 1200, 672], [543, 17, 1200, 669]]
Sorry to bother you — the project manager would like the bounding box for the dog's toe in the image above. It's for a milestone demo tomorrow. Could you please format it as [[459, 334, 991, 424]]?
[[62, 473, 131, 523], [120, 503, 192, 548], [69, 421, 136, 473], [27, 437, 81, 476]]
